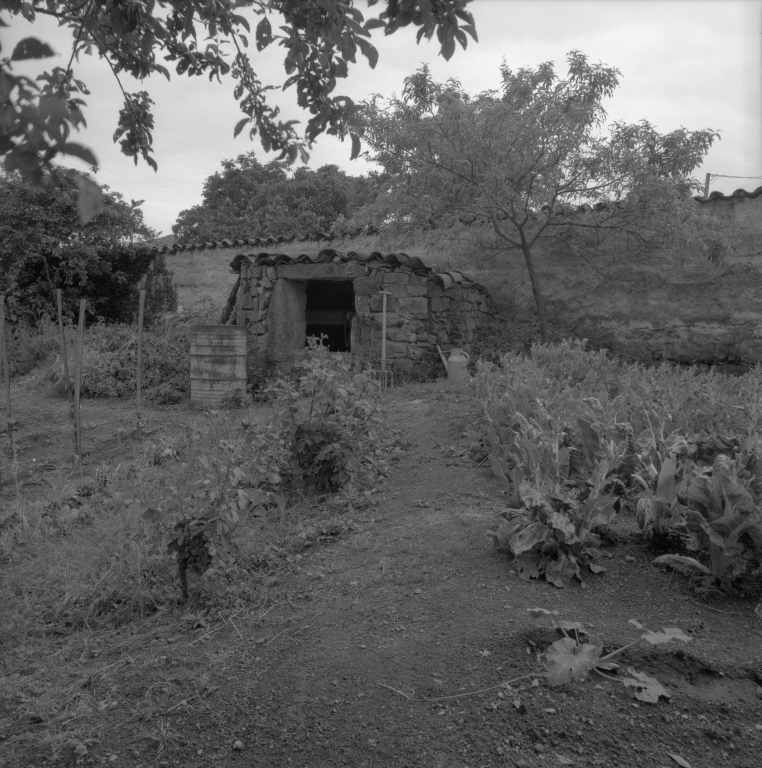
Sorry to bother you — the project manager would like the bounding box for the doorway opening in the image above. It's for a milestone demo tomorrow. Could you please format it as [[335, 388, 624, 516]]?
[[304, 280, 355, 352]]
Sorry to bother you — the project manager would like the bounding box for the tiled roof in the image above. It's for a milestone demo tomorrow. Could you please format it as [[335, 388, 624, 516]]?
[[150, 186, 761, 255], [148, 233, 179, 248], [230, 248, 481, 291], [694, 186, 762, 204], [149, 227, 379, 255]]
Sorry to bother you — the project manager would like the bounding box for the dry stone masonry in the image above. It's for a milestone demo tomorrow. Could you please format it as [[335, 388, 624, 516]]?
[[228, 250, 491, 377]]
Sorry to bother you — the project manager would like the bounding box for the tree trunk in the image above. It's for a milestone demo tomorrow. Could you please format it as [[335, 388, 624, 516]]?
[[520, 245, 549, 343]]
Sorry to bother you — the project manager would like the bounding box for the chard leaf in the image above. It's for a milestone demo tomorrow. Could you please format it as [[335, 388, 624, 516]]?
[[652, 554, 710, 577], [547, 511, 577, 542], [515, 552, 542, 581], [656, 452, 677, 502], [544, 552, 579, 589], [506, 520, 549, 555]]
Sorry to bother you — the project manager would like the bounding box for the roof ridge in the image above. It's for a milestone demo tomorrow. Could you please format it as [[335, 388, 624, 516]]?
[[149, 226, 379, 255], [151, 185, 762, 255], [694, 185, 762, 204]]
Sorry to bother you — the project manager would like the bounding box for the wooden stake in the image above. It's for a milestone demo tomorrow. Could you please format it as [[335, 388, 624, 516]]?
[[56, 289, 72, 401], [704, 172, 711, 199], [0, 295, 12, 450], [136, 281, 146, 440], [73, 299, 85, 460]]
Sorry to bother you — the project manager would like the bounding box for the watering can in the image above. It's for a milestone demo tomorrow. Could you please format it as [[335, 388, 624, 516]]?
[[437, 346, 470, 384]]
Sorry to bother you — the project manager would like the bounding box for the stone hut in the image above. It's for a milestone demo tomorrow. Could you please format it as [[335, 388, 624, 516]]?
[[224, 248, 491, 377]]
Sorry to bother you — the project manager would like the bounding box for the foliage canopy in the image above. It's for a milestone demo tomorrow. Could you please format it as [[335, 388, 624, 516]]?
[[0, 0, 477, 220], [358, 53, 723, 341], [0, 168, 175, 325], [172, 154, 382, 242]]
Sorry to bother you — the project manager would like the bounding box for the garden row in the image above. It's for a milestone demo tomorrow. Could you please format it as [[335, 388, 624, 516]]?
[[1, 344, 391, 640], [474, 340, 762, 596]]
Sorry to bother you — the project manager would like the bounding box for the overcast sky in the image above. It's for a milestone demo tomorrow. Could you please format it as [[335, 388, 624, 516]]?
[[4, 0, 762, 235]]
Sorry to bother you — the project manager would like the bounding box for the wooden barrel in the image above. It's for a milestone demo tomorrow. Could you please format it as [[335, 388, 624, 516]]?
[[189, 325, 247, 408]]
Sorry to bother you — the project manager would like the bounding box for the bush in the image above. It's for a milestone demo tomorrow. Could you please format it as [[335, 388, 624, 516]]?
[[36, 317, 190, 402], [270, 340, 381, 493]]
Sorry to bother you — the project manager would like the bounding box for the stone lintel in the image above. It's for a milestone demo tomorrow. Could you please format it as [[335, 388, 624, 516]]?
[[276, 262, 364, 281]]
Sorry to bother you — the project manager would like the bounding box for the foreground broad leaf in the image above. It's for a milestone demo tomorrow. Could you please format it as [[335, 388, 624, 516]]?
[[653, 554, 710, 577], [544, 551, 579, 589], [641, 627, 692, 645], [546, 638, 601, 686], [515, 552, 542, 581], [622, 668, 671, 703]]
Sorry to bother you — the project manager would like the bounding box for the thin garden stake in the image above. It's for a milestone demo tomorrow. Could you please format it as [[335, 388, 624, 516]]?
[[136, 280, 146, 440], [56, 289, 72, 400], [0, 295, 12, 450], [73, 299, 85, 459]]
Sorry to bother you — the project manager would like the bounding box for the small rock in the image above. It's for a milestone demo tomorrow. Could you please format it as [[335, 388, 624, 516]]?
[[413, 588, 422, 595], [545, 708, 557, 714], [255, 638, 266, 646], [232, 740, 243, 751], [625, 556, 635, 563], [531, 678, 540, 688], [109, 756, 118, 763], [534, 742, 545, 753]]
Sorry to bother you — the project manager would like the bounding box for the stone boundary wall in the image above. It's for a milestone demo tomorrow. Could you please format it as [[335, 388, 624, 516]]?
[[234, 259, 491, 376]]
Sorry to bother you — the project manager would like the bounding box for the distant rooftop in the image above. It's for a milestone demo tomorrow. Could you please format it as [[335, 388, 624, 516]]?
[[149, 185, 762, 256]]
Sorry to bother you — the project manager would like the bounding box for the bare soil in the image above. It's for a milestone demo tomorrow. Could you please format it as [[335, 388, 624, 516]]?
[[2, 379, 762, 768]]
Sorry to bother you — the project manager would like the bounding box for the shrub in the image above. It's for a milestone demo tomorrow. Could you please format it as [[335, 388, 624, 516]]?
[[43, 317, 190, 402], [270, 339, 380, 494]]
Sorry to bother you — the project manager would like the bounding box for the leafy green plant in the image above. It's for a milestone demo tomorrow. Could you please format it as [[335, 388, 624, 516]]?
[[271, 340, 380, 494], [44, 317, 190, 402], [142, 425, 285, 603], [634, 451, 687, 539], [682, 454, 762, 588], [528, 608, 691, 702], [488, 480, 616, 588]]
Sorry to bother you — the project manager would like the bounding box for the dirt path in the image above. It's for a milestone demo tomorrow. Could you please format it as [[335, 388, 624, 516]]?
[[2, 381, 762, 767]]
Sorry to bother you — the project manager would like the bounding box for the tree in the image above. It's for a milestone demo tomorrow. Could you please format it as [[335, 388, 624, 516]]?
[[0, 167, 175, 325], [172, 153, 382, 242], [0, 0, 477, 220], [358, 53, 724, 341]]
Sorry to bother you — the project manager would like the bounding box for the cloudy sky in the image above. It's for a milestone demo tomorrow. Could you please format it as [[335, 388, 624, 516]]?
[[4, 0, 761, 235]]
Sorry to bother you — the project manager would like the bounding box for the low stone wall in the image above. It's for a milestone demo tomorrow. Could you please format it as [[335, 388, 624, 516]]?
[[233, 259, 491, 377]]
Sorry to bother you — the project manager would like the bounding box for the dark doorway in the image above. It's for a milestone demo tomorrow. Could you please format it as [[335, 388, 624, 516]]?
[[304, 280, 355, 352]]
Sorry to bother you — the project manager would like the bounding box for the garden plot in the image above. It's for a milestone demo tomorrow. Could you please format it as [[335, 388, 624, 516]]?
[[0, 349, 761, 768]]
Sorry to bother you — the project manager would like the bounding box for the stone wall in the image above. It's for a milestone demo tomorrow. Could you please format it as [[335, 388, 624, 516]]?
[[153, 189, 762, 366], [234, 258, 491, 376]]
